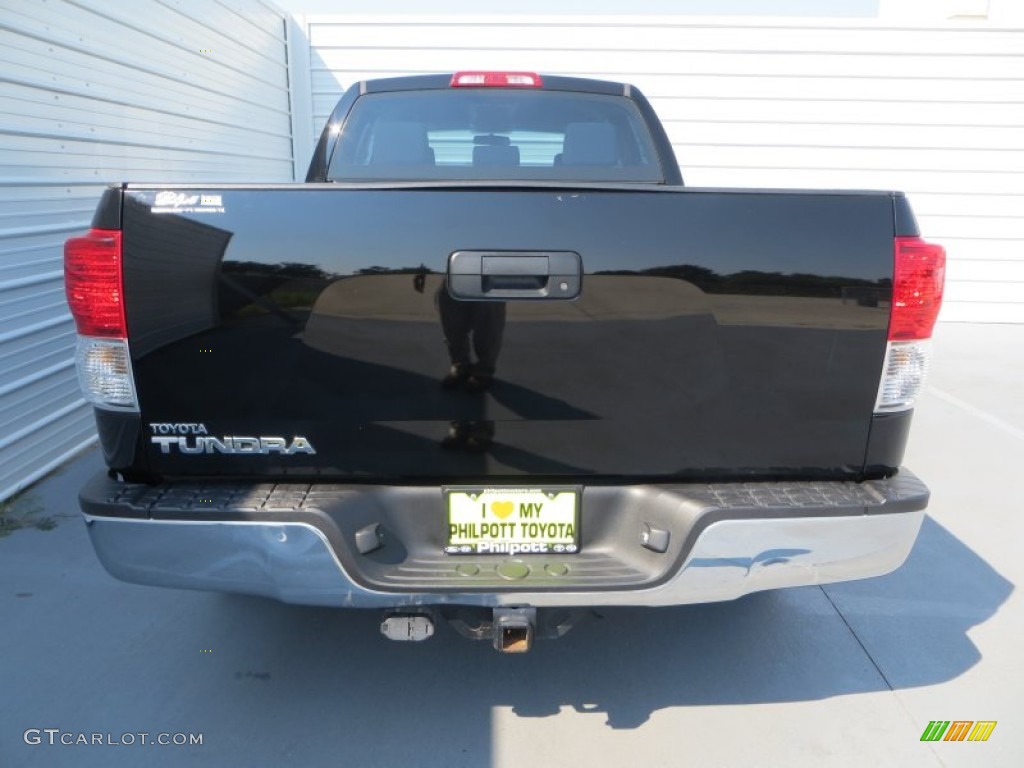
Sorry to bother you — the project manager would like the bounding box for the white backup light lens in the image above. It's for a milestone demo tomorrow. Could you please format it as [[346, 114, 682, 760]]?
[[875, 340, 931, 412], [75, 337, 139, 410]]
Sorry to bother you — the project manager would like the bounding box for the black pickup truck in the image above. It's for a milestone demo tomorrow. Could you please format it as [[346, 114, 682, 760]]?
[[66, 71, 944, 651]]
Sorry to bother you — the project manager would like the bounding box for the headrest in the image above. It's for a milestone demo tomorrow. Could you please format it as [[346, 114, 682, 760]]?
[[472, 144, 521, 167]]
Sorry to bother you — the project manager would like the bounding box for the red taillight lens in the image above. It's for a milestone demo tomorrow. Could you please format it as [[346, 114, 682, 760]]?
[[450, 71, 543, 88], [64, 228, 126, 338], [890, 236, 945, 341]]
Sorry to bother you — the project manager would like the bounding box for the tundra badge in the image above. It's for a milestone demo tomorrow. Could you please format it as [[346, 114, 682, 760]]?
[[149, 423, 315, 455]]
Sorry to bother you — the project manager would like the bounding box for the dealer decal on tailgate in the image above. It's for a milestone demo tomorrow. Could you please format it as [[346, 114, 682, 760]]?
[[445, 488, 580, 555]]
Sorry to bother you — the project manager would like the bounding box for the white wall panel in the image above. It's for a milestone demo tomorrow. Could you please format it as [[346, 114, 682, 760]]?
[[300, 14, 1024, 326], [0, 0, 294, 502]]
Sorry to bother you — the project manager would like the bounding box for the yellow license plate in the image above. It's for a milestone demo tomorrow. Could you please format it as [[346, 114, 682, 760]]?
[[445, 488, 580, 555]]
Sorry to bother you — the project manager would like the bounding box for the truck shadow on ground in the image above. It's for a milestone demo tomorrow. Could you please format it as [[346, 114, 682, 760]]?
[[2, 504, 1011, 768], [188, 514, 1009, 762]]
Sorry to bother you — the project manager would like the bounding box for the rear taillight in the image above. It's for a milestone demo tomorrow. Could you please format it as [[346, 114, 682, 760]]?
[[890, 236, 946, 341], [450, 71, 543, 88], [64, 228, 125, 338], [64, 228, 138, 411], [875, 236, 946, 413]]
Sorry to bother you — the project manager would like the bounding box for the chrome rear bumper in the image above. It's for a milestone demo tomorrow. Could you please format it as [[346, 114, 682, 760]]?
[[81, 471, 928, 608]]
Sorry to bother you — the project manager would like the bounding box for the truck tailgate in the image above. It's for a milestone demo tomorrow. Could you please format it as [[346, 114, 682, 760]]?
[[116, 185, 895, 482]]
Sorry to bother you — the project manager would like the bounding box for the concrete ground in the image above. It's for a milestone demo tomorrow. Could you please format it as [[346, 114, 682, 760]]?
[[0, 322, 1020, 767]]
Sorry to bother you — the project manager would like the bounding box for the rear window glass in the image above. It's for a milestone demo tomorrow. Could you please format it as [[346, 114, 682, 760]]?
[[327, 89, 663, 183]]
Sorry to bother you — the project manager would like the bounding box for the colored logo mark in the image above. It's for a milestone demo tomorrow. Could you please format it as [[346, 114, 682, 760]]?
[[490, 501, 514, 519], [920, 720, 997, 742]]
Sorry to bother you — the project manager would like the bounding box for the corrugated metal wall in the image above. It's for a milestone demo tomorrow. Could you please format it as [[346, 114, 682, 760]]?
[[0, 0, 294, 501], [298, 14, 1024, 325]]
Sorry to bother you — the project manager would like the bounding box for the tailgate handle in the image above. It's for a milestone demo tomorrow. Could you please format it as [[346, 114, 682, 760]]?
[[447, 251, 581, 301]]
